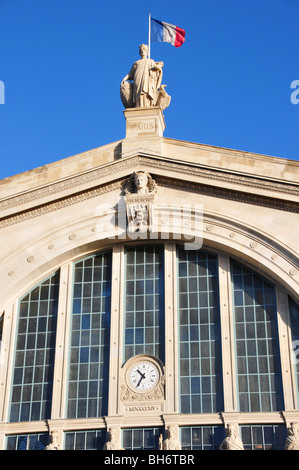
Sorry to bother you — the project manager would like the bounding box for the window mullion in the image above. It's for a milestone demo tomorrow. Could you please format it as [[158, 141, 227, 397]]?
[[276, 286, 298, 411], [0, 301, 17, 431], [51, 262, 73, 420], [218, 254, 237, 411], [164, 243, 178, 414], [109, 245, 124, 416]]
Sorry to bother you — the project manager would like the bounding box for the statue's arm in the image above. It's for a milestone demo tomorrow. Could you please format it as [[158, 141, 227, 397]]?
[[154, 64, 163, 73], [122, 64, 135, 84], [121, 74, 130, 84]]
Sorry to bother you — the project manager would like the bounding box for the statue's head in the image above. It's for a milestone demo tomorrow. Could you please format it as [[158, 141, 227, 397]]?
[[50, 430, 59, 443], [109, 427, 117, 441], [139, 44, 149, 58], [167, 425, 176, 438], [226, 424, 237, 438], [290, 422, 299, 435], [134, 171, 148, 191]]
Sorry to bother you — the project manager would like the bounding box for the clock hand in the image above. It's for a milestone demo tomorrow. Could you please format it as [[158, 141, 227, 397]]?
[[137, 376, 143, 387], [136, 370, 146, 387]]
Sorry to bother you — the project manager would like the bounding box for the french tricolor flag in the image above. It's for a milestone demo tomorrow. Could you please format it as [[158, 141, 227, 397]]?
[[151, 17, 186, 48]]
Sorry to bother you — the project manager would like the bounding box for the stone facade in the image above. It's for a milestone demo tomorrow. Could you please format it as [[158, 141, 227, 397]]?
[[0, 107, 298, 450]]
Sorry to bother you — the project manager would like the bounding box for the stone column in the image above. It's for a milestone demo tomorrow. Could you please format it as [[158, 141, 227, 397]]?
[[0, 301, 18, 426], [276, 287, 298, 410], [164, 243, 179, 414], [108, 246, 125, 416], [218, 255, 237, 411], [51, 262, 73, 419]]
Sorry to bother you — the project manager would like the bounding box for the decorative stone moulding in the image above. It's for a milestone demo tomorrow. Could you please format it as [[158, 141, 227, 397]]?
[[0, 170, 298, 312], [1, 207, 298, 313]]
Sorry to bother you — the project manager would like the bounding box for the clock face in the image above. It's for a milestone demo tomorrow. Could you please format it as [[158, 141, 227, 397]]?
[[129, 361, 159, 392]]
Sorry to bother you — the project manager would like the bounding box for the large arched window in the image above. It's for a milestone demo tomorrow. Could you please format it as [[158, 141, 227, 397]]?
[[67, 251, 112, 419], [9, 271, 60, 422], [231, 260, 284, 412], [178, 248, 223, 413], [5, 244, 299, 450]]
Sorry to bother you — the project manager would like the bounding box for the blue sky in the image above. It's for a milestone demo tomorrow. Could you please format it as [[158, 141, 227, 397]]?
[[0, 0, 298, 180]]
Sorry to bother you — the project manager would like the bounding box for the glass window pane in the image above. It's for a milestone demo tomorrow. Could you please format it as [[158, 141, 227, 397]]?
[[124, 246, 164, 362], [240, 425, 287, 450], [181, 426, 225, 450], [178, 248, 223, 414], [9, 271, 60, 423], [231, 261, 284, 412], [6, 433, 49, 450], [67, 251, 112, 419], [122, 427, 163, 450], [64, 430, 106, 450]]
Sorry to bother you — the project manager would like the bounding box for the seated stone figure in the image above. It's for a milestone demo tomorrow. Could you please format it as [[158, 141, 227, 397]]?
[[219, 423, 244, 450], [285, 422, 299, 450], [103, 427, 124, 450], [160, 425, 181, 450]]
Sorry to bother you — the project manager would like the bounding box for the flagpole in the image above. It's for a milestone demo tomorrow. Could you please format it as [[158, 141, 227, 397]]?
[[148, 11, 151, 59]]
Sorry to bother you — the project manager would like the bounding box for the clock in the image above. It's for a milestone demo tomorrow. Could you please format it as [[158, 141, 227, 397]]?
[[129, 361, 159, 392], [121, 354, 165, 403], [123, 354, 164, 398]]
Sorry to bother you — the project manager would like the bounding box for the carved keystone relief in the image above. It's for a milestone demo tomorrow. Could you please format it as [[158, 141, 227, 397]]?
[[120, 354, 165, 404], [124, 172, 156, 235]]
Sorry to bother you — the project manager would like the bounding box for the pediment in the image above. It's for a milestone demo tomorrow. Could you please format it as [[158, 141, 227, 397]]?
[[1, 150, 298, 227]]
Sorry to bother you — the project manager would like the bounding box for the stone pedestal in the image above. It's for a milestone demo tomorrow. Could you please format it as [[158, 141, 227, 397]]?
[[122, 107, 165, 157]]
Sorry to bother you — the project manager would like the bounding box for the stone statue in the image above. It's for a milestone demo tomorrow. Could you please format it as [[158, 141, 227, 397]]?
[[45, 430, 61, 450], [285, 422, 299, 450], [160, 425, 181, 450], [121, 44, 171, 110], [103, 427, 124, 450], [219, 424, 244, 450]]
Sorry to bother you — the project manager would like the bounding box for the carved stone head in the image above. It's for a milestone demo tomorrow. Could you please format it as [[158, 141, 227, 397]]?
[[139, 44, 149, 58], [134, 171, 148, 193], [125, 171, 156, 196]]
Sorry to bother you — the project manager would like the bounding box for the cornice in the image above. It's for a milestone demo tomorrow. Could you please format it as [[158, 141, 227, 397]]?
[[1, 153, 298, 213], [0, 180, 123, 229], [162, 136, 299, 169], [0, 155, 138, 213], [142, 153, 299, 196], [156, 176, 299, 214], [0, 153, 298, 229]]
